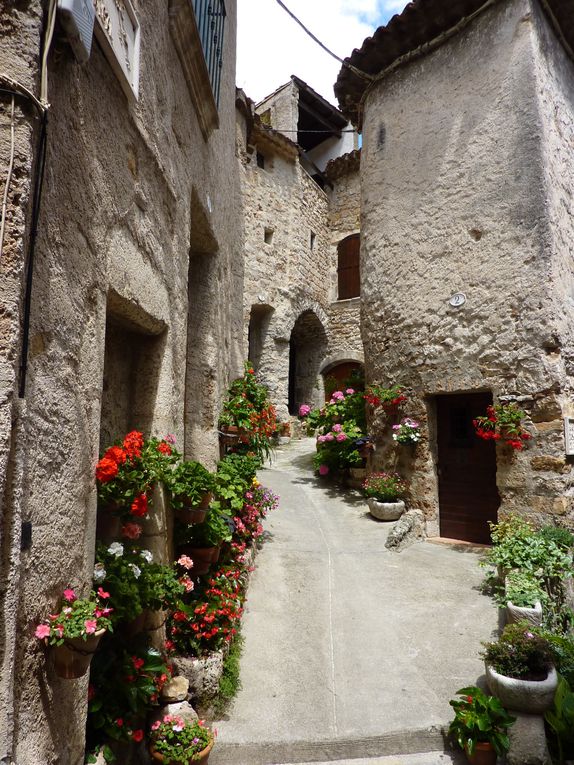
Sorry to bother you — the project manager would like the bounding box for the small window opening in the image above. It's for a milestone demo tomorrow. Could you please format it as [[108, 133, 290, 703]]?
[[310, 232, 316, 250], [264, 228, 274, 245], [337, 234, 360, 300], [256, 151, 266, 169]]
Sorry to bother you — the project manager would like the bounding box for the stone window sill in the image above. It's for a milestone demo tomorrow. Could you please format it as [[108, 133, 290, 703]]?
[[331, 297, 361, 307]]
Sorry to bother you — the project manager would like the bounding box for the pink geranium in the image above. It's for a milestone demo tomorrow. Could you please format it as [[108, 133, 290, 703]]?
[[345, 388, 355, 394], [121, 522, 142, 540], [177, 555, 194, 570], [298, 404, 311, 417], [319, 465, 329, 476], [332, 423, 343, 432], [336, 433, 347, 442], [35, 624, 51, 639], [63, 589, 76, 602]]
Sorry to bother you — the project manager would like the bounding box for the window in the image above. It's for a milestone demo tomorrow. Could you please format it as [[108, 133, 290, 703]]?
[[337, 234, 360, 300], [264, 228, 274, 244], [256, 151, 266, 169], [310, 232, 316, 250], [192, 0, 226, 107]]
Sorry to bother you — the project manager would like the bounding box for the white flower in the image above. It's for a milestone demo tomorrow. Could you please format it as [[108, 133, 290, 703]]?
[[108, 542, 124, 557], [140, 549, 153, 564], [129, 563, 141, 579], [93, 563, 107, 581]]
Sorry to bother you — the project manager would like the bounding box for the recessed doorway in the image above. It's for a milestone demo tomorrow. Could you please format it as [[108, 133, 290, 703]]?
[[436, 392, 499, 544]]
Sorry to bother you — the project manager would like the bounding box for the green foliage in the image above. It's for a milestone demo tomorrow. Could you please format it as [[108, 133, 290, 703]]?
[[151, 717, 213, 763], [87, 642, 170, 746], [545, 674, 574, 763], [94, 543, 185, 625], [504, 570, 546, 609], [540, 525, 574, 551], [35, 589, 113, 644], [481, 622, 556, 680], [212, 454, 261, 513], [543, 632, 574, 688], [166, 460, 214, 510], [178, 508, 233, 548], [362, 472, 407, 502], [313, 421, 365, 474], [448, 685, 515, 756], [214, 631, 244, 716], [484, 515, 573, 633]]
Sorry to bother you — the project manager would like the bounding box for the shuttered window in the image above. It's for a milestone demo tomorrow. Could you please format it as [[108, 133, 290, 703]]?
[[337, 235, 360, 300], [192, 0, 226, 107]]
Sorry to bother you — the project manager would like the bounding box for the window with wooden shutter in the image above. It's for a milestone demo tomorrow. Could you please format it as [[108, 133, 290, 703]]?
[[337, 235, 360, 300]]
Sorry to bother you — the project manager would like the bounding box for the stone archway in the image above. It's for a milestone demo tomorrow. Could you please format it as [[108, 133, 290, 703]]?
[[288, 310, 328, 415]]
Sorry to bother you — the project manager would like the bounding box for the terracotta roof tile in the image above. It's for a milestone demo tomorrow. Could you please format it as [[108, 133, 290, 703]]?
[[335, 0, 574, 125]]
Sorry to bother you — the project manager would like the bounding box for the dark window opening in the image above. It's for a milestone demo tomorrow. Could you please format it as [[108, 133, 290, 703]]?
[[256, 151, 265, 169], [310, 231, 316, 250], [337, 234, 360, 300], [264, 228, 274, 245]]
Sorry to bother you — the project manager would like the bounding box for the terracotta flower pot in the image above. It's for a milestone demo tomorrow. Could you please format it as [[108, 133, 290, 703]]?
[[175, 493, 213, 525], [177, 545, 220, 575], [50, 629, 106, 679], [485, 663, 558, 713], [150, 739, 213, 764], [465, 742, 497, 765], [367, 498, 405, 521]]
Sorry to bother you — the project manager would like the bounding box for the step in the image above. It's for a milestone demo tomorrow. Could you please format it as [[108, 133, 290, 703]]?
[[209, 727, 465, 765]]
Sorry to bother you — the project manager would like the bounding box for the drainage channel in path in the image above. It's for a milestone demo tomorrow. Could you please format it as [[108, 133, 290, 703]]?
[[210, 439, 496, 765]]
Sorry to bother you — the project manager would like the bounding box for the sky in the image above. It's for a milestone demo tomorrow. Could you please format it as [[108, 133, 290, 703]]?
[[236, 0, 409, 107]]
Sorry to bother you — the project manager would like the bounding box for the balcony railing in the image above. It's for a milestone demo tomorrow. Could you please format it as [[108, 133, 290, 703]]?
[[191, 0, 226, 106]]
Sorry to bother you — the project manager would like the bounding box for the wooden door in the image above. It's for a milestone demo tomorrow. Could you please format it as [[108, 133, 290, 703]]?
[[436, 392, 499, 544]]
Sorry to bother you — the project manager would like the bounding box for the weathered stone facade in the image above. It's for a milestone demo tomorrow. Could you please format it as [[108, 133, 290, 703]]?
[[0, 2, 242, 761], [240, 85, 363, 421], [336, 0, 574, 535]]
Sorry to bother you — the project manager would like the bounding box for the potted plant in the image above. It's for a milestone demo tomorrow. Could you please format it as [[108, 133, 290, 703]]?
[[482, 622, 558, 713], [473, 403, 531, 451], [391, 417, 421, 445], [364, 384, 407, 411], [176, 509, 233, 575], [150, 715, 215, 763], [35, 588, 113, 678], [167, 461, 215, 524], [505, 570, 544, 626], [362, 472, 407, 520], [448, 685, 515, 764]]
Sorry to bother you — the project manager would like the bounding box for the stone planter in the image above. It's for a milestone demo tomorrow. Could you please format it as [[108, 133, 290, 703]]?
[[50, 629, 106, 679], [485, 663, 558, 713], [367, 498, 405, 521], [506, 600, 543, 627]]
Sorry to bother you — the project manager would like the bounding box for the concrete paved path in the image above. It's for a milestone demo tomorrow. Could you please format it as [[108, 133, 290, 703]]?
[[211, 439, 498, 765]]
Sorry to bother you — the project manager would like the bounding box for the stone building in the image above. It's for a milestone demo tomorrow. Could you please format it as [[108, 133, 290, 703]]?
[[0, 1, 242, 761], [238, 77, 363, 421], [335, 0, 574, 542]]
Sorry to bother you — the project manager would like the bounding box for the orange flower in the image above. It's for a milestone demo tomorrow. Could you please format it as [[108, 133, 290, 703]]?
[[105, 445, 127, 465], [130, 493, 148, 517], [123, 430, 144, 459]]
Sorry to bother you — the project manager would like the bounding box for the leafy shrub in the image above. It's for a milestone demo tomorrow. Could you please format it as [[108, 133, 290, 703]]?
[[166, 460, 214, 510], [545, 674, 574, 763], [540, 525, 574, 551], [482, 622, 556, 680], [505, 571, 546, 609]]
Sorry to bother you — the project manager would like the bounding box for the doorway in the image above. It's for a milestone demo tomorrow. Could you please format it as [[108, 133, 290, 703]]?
[[436, 392, 499, 544]]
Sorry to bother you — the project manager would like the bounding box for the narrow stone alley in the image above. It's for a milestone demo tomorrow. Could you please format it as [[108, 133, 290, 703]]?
[[211, 439, 499, 765]]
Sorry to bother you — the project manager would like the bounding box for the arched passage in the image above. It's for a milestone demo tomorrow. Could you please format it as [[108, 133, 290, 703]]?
[[288, 310, 328, 414]]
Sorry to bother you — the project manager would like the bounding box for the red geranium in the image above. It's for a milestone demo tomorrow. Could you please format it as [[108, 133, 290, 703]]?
[[96, 456, 119, 483], [130, 493, 148, 517]]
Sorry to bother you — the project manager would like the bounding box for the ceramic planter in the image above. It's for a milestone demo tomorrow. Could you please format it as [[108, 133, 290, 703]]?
[[150, 739, 213, 764], [50, 629, 106, 679], [367, 498, 405, 521], [465, 742, 496, 765], [485, 663, 558, 713], [506, 599, 543, 627]]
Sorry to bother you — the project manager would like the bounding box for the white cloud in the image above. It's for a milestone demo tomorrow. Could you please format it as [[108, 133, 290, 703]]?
[[237, 0, 408, 107]]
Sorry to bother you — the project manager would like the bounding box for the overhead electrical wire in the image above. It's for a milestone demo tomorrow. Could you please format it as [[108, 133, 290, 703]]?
[[273, 0, 374, 82]]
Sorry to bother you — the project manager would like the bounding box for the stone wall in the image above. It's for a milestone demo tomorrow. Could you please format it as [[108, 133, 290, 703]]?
[[240, 120, 363, 420], [0, 2, 243, 762], [359, 0, 574, 532]]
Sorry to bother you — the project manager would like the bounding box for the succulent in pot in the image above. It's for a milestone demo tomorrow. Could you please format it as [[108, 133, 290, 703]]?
[[482, 621, 558, 713], [362, 472, 407, 521], [448, 685, 515, 764]]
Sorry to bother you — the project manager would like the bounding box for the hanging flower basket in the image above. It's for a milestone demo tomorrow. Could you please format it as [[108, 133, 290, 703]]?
[[50, 629, 106, 679]]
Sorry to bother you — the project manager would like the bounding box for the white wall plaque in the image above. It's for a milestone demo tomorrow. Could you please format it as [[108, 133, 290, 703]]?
[[564, 417, 574, 456], [94, 0, 140, 99], [449, 292, 466, 307]]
